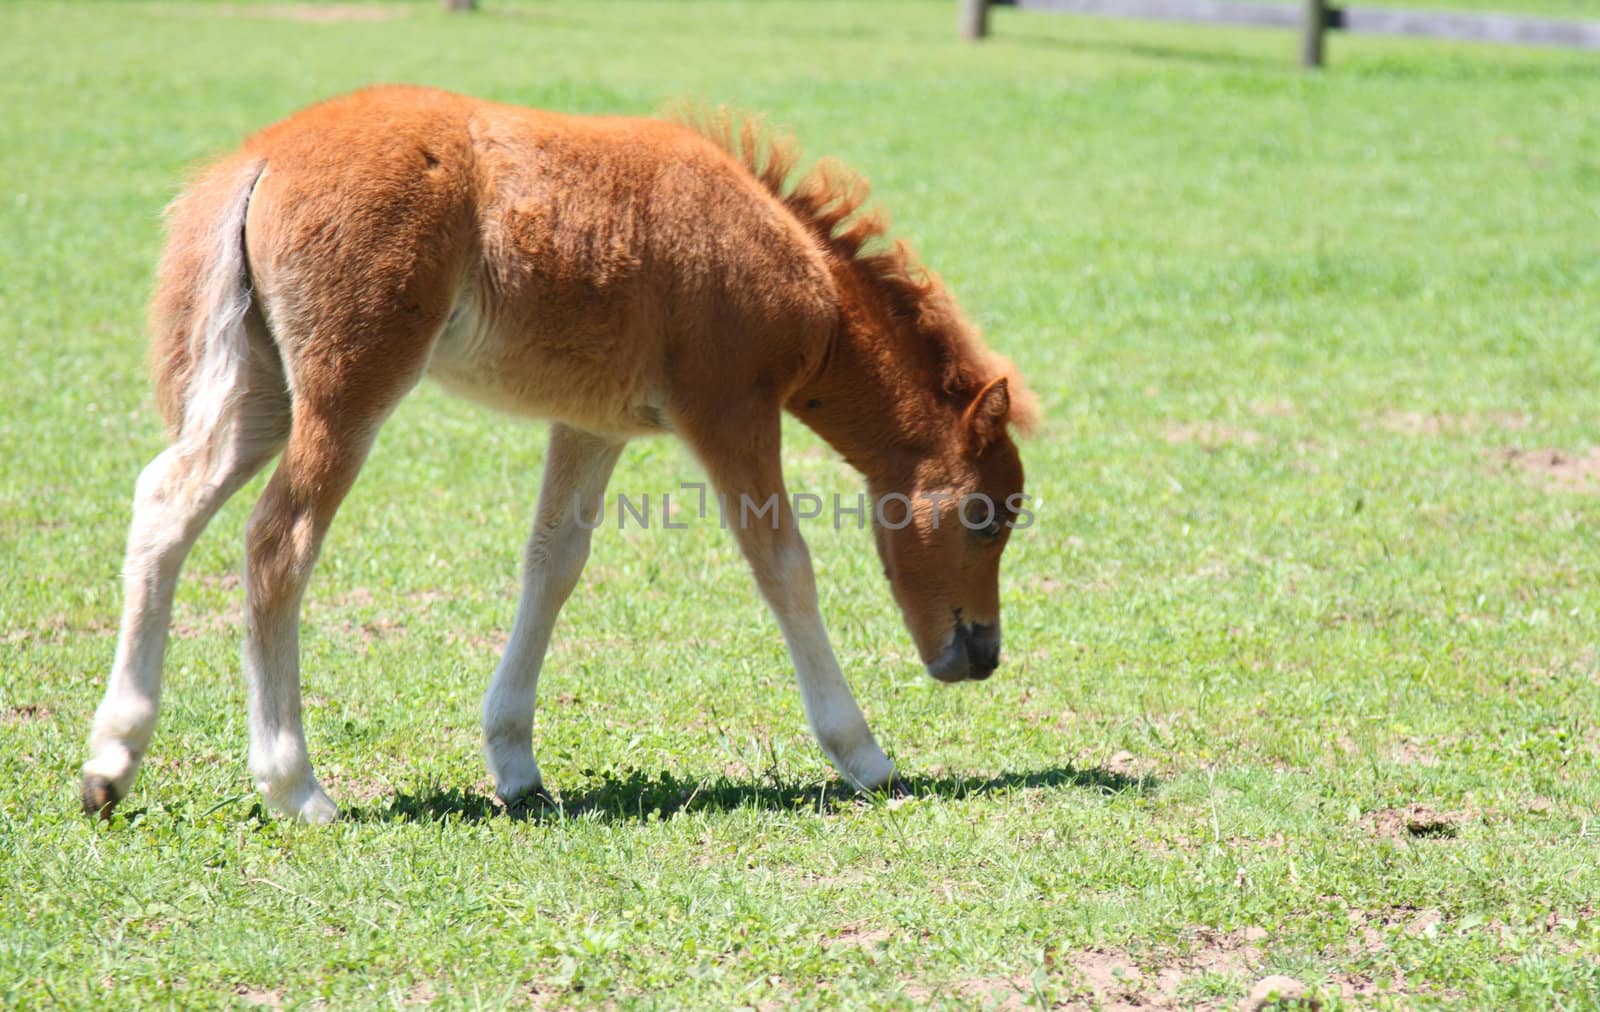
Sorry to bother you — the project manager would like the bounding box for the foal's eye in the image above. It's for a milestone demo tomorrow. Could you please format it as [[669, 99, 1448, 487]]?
[[977, 520, 1004, 540]]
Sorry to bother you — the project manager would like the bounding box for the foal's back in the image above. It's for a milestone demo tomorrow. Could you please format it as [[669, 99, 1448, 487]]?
[[216, 85, 836, 438]]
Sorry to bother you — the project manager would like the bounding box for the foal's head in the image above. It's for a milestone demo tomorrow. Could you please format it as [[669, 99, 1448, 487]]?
[[872, 372, 1030, 683], [689, 113, 1039, 683], [775, 163, 1036, 685]]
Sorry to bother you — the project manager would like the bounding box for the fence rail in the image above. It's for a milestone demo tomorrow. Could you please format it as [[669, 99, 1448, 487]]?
[[965, 0, 1600, 66]]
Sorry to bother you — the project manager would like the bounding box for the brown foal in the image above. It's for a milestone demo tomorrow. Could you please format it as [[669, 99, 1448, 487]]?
[[81, 86, 1037, 821]]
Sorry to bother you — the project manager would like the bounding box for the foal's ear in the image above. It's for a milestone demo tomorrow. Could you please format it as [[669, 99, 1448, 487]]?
[[963, 376, 1011, 453]]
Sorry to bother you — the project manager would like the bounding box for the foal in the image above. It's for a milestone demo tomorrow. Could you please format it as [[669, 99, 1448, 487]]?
[[82, 86, 1036, 822]]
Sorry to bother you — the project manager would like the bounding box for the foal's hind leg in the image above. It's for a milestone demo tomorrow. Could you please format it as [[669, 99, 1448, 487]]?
[[483, 424, 623, 805], [82, 321, 289, 815], [241, 379, 417, 822]]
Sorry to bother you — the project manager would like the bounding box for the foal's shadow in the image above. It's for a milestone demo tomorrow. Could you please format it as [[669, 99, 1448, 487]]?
[[348, 763, 1160, 826]]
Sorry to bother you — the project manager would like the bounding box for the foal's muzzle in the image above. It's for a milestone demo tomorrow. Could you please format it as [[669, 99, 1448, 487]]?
[[926, 621, 1001, 683]]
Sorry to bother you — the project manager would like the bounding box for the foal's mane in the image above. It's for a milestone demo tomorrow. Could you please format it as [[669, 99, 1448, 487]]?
[[680, 109, 1039, 434]]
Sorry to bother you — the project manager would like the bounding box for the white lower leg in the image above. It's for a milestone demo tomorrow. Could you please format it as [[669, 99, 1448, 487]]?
[[482, 427, 619, 803], [244, 603, 336, 823], [84, 449, 217, 795], [242, 487, 337, 823], [84, 553, 178, 795], [785, 626, 896, 790], [481, 620, 552, 802], [764, 543, 895, 790], [483, 523, 594, 802]]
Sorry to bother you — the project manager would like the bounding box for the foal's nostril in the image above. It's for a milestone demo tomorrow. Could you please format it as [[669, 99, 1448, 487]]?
[[965, 622, 1001, 677]]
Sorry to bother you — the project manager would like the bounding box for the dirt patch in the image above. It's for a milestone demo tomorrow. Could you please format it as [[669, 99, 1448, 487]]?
[[1376, 410, 1528, 436], [174, 586, 414, 644], [1057, 928, 1263, 1008], [402, 980, 437, 1005], [1361, 804, 1462, 841], [233, 985, 284, 1008], [1240, 975, 1314, 1010], [1402, 908, 1444, 937], [1340, 911, 1389, 958], [1101, 749, 1158, 781], [170, 601, 242, 640], [1027, 568, 1116, 596], [1182, 927, 1261, 979], [194, 571, 242, 591], [1066, 744, 1164, 786], [523, 984, 559, 1009], [166, 573, 243, 638], [822, 924, 893, 950], [319, 772, 390, 805], [407, 588, 456, 605], [329, 586, 376, 609], [333, 615, 407, 645], [796, 867, 875, 889], [1056, 926, 1446, 1008], [904, 976, 1033, 1008], [1064, 949, 1150, 1005], [2, 704, 51, 725], [1164, 421, 1263, 450], [185, 4, 400, 23], [3, 613, 115, 645], [1498, 447, 1600, 494], [449, 628, 510, 655], [1389, 740, 1440, 767]]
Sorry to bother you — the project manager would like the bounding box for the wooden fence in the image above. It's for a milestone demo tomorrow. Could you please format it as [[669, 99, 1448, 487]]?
[[958, 0, 1600, 67]]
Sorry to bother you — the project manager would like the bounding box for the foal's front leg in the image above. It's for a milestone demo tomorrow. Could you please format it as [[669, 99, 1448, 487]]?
[[482, 425, 623, 805], [684, 413, 896, 792]]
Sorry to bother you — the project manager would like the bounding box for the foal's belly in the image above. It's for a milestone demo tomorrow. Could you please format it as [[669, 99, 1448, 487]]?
[[424, 294, 669, 438]]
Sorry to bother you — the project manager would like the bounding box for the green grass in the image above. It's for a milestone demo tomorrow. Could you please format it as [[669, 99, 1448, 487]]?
[[3, 0, 1600, 1007]]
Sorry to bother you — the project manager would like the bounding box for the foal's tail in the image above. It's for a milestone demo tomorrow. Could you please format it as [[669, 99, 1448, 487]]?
[[147, 157, 268, 443]]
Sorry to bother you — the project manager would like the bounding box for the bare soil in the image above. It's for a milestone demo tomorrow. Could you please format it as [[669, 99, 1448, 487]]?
[[1361, 804, 1463, 841], [1500, 447, 1600, 494]]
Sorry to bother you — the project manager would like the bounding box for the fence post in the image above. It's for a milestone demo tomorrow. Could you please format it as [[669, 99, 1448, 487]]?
[[1301, 0, 1328, 67], [960, 0, 990, 40]]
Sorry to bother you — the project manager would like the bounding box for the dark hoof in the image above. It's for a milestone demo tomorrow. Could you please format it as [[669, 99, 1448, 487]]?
[[81, 775, 120, 820], [502, 786, 555, 818], [864, 775, 912, 799]]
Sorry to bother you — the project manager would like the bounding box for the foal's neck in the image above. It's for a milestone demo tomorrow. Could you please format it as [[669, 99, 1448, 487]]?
[[785, 272, 956, 492]]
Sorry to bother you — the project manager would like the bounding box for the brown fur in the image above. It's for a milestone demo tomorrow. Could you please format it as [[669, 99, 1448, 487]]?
[[83, 85, 1041, 819], [152, 83, 1035, 684], [681, 106, 1039, 434]]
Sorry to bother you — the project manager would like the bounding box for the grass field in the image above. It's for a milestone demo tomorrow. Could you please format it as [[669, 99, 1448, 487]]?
[[3, 0, 1600, 1007]]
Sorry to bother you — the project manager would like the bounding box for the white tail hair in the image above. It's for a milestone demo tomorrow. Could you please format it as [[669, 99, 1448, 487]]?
[[173, 160, 268, 484]]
